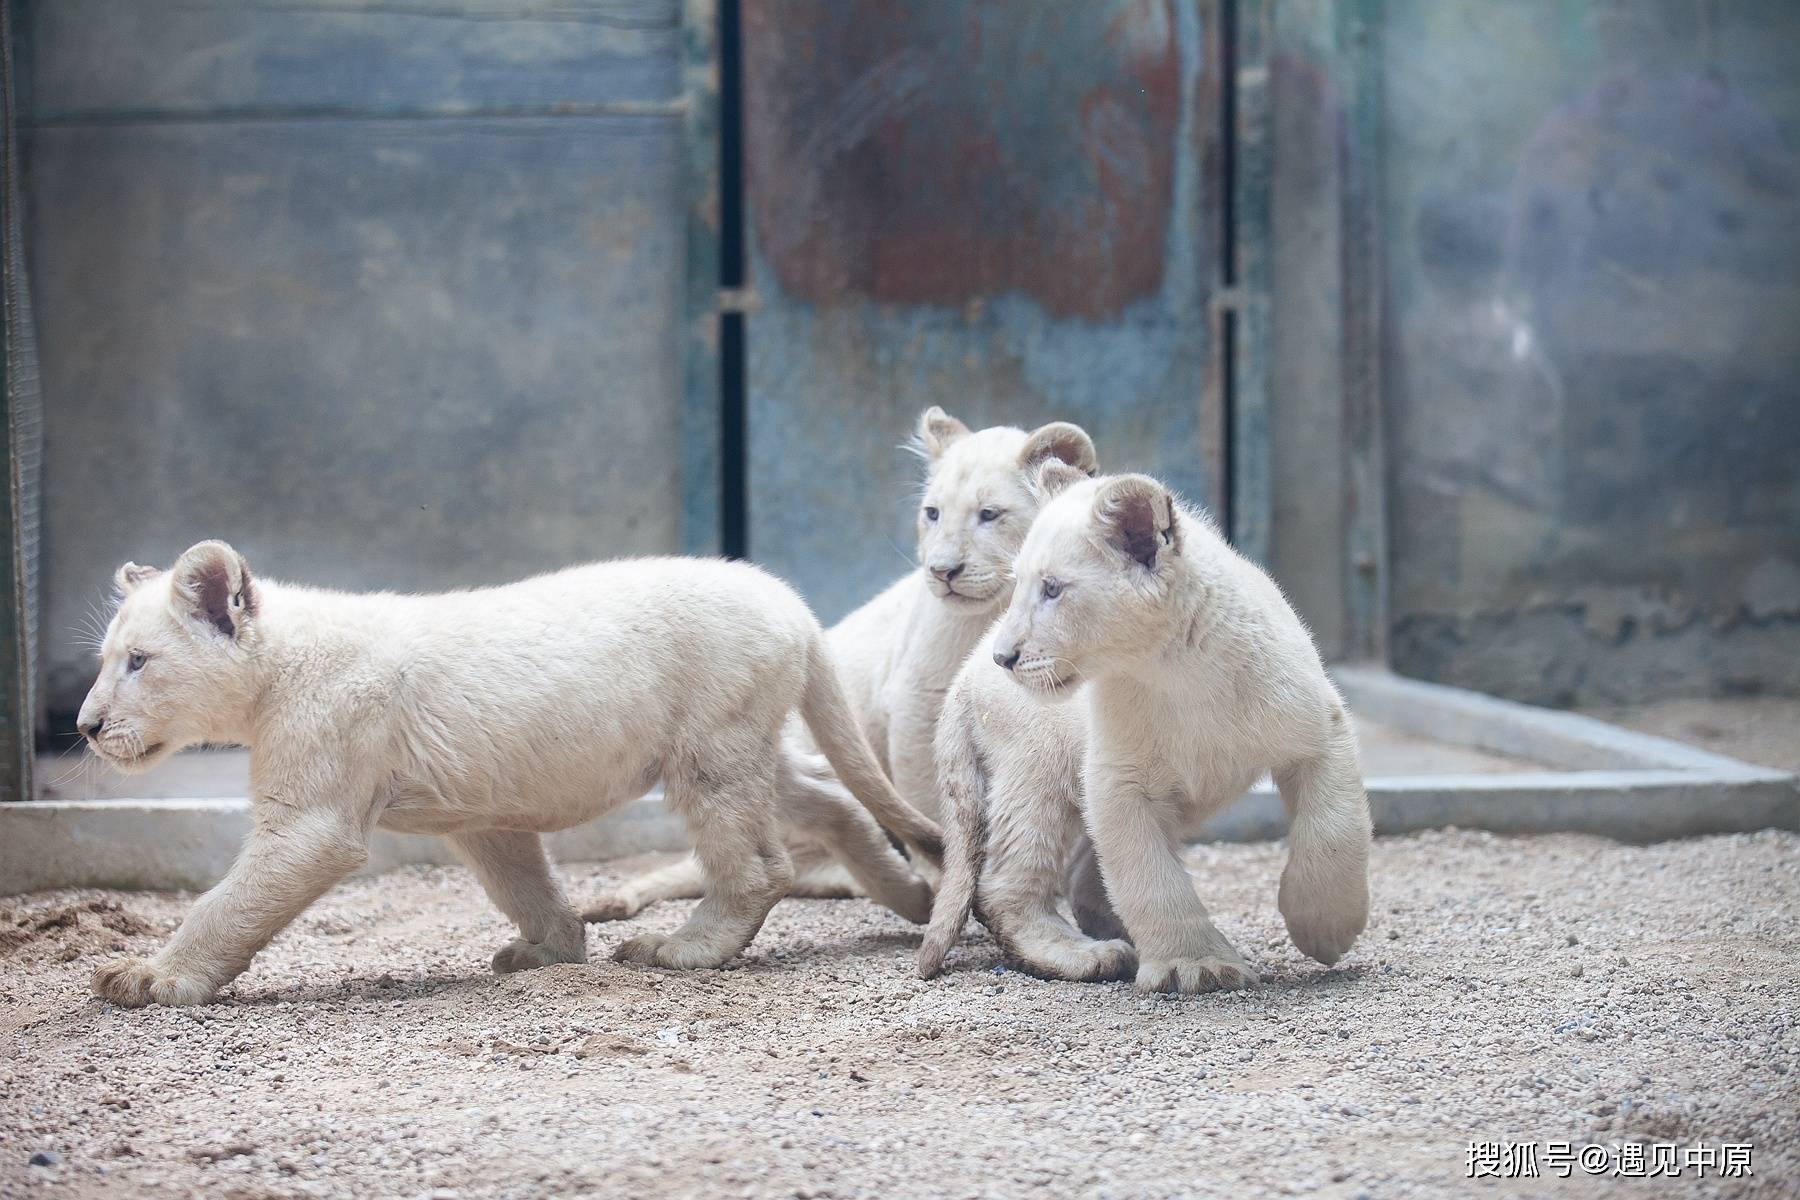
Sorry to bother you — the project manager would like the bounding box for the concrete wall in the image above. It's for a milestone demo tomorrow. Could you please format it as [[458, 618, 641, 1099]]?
[[1269, 0, 1800, 705], [20, 1, 693, 726], [1380, 0, 1800, 705]]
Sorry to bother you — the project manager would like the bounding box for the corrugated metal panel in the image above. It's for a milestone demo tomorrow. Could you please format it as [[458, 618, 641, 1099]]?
[[741, 0, 1226, 622]]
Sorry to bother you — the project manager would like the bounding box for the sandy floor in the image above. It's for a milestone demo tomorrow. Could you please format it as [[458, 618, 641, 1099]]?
[[1583, 696, 1800, 775], [1, 830, 1795, 1199]]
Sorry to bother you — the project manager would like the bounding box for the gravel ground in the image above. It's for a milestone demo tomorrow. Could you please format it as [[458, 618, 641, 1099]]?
[[2, 830, 1796, 1199]]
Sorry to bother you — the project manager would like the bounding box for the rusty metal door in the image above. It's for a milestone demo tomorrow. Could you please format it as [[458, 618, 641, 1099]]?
[[741, 0, 1229, 621]]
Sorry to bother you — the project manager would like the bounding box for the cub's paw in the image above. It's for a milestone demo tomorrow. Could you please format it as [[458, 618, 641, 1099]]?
[[1282, 905, 1366, 967], [1135, 955, 1258, 995], [1037, 937, 1137, 983], [491, 931, 587, 975], [92, 957, 214, 1008], [611, 932, 734, 971], [868, 877, 934, 926], [1279, 872, 1369, 967], [582, 890, 644, 924]]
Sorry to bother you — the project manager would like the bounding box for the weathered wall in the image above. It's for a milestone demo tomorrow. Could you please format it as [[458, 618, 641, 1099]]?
[[1380, 0, 1800, 705], [740, 0, 1227, 623], [20, 1, 692, 722], [1271, 0, 1800, 704], [1267, 0, 1352, 661]]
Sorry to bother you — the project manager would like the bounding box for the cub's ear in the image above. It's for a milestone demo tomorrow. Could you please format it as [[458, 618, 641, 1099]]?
[[112, 562, 161, 599], [1095, 475, 1180, 571], [1034, 458, 1089, 499], [1019, 421, 1098, 476], [171, 540, 257, 639], [915, 406, 971, 461]]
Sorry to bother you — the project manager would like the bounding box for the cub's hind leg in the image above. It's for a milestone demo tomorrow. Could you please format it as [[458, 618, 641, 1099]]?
[[584, 854, 706, 922], [613, 727, 793, 970], [775, 744, 933, 922], [1065, 834, 1130, 943], [451, 830, 588, 973], [789, 844, 859, 898], [980, 770, 1133, 983]]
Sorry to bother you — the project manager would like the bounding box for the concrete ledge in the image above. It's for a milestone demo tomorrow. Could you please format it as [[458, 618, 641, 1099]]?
[[0, 796, 689, 895], [1205, 770, 1799, 844], [3, 670, 1794, 896], [1331, 665, 1760, 773]]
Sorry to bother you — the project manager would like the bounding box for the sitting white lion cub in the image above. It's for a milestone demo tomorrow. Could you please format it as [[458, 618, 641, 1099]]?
[[80, 544, 940, 1007], [584, 407, 1098, 920], [922, 467, 1371, 993]]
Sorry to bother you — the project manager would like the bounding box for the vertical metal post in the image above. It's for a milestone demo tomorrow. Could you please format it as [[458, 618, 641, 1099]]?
[[679, 0, 723, 557], [1337, 0, 1388, 663], [0, 0, 38, 800], [1228, 0, 1273, 566]]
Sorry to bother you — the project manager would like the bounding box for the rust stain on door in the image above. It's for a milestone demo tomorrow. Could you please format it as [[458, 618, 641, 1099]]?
[[744, 0, 1183, 320]]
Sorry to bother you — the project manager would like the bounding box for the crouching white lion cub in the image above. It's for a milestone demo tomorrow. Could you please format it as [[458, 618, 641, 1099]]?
[[922, 467, 1371, 993], [79, 543, 940, 1007], [583, 407, 1097, 920]]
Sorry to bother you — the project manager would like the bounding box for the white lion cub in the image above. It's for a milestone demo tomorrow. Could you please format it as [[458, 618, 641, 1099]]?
[[922, 466, 1371, 993], [80, 544, 940, 1007], [584, 408, 1098, 919]]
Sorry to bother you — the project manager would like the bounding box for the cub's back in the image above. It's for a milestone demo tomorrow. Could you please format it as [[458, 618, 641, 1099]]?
[[424, 556, 814, 658], [388, 557, 819, 726]]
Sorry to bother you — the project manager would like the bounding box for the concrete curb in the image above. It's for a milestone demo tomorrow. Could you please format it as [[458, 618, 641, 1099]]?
[[0, 797, 687, 895], [3, 670, 1794, 896]]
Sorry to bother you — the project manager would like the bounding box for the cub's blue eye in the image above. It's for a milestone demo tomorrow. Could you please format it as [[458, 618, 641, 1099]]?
[[1041, 579, 1064, 600], [924, 506, 939, 522], [978, 507, 1001, 523], [127, 651, 148, 672]]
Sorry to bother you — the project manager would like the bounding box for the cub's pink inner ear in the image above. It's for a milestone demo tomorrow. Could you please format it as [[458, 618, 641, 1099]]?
[[917, 406, 971, 460], [1099, 478, 1177, 570], [173, 542, 257, 639], [1020, 422, 1098, 476]]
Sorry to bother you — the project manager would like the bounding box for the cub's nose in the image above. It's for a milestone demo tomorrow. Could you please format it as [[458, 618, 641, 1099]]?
[[79, 717, 105, 742], [993, 647, 1022, 670], [930, 563, 965, 583]]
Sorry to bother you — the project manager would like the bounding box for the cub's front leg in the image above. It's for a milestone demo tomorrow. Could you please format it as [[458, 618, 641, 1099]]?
[[1086, 763, 1257, 995], [92, 803, 371, 1007]]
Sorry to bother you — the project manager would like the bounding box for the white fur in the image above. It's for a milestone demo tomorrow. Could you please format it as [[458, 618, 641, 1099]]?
[[921, 469, 1372, 993], [585, 408, 1101, 922], [79, 543, 939, 1006], [918, 651, 1134, 983]]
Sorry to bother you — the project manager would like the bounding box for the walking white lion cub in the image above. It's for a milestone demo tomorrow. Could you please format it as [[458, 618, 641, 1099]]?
[[583, 408, 1098, 920], [921, 466, 1371, 993], [79, 544, 940, 1007]]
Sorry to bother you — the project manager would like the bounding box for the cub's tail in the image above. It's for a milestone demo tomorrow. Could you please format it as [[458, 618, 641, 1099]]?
[[917, 687, 986, 979], [799, 632, 944, 868]]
